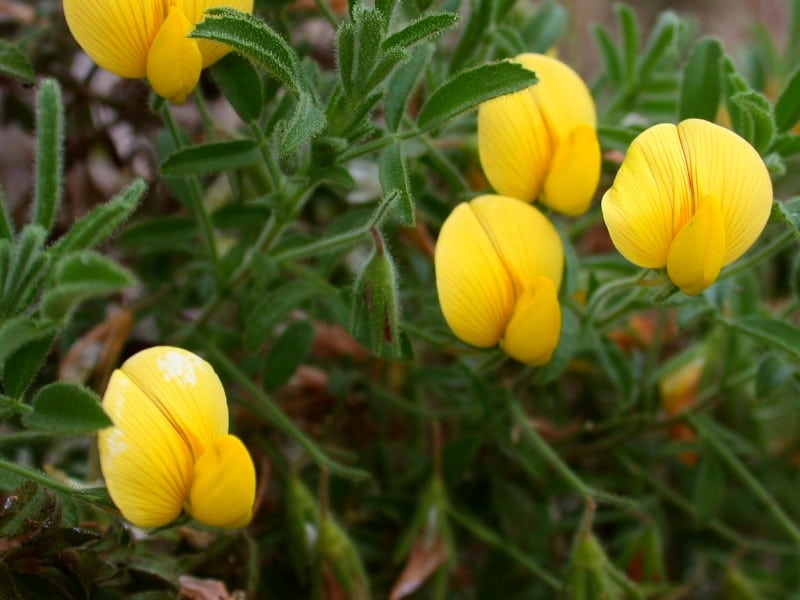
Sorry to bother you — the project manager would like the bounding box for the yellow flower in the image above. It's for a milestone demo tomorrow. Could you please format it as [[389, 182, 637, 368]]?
[[63, 0, 254, 103], [98, 346, 256, 529], [435, 194, 564, 365], [478, 53, 601, 216], [602, 119, 773, 296]]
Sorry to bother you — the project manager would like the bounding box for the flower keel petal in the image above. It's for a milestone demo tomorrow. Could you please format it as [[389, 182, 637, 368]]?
[[541, 124, 601, 216], [186, 434, 256, 528], [666, 195, 725, 295], [500, 276, 561, 366], [146, 5, 202, 103]]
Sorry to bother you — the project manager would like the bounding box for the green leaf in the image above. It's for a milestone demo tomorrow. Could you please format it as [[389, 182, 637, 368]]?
[[535, 306, 581, 386], [263, 320, 316, 392], [0, 316, 58, 376], [692, 457, 725, 521], [24, 382, 112, 435], [3, 329, 58, 398], [354, 6, 385, 86], [731, 90, 776, 153], [3, 225, 48, 316], [520, 0, 567, 54], [417, 61, 538, 132], [636, 11, 677, 81], [0, 40, 33, 82], [598, 124, 641, 152], [33, 79, 65, 234], [160, 139, 260, 176], [41, 251, 136, 320], [245, 280, 320, 351], [364, 46, 409, 92], [385, 43, 433, 132], [592, 25, 623, 86], [772, 197, 800, 240], [375, 0, 398, 25], [212, 53, 264, 123], [191, 8, 302, 94], [775, 66, 800, 132], [449, 0, 492, 72], [0, 184, 13, 241], [379, 144, 415, 226], [490, 25, 527, 58], [281, 92, 327, 155], [680, 37, 723, 121], [616, 3, 639, 80], [382, 12, 460, 50], [336, 21, 356, 94], [50, 179, 145, 256], [729, 315, 800, 361]]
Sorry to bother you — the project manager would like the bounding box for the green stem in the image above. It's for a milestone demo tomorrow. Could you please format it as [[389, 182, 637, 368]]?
[[160, 104, 219, 266], [0, 455, 79, 496], [618, 453, 796, 555], [688, 413, 800, 545], [271, 192, 397, 263], [313, 0, 339, 28], [585, 270, 650, 324], [203, 342, 369, 481], [250, 122, 283, 193], [192, 88, 218, 140], [718, 229, 794, 282], [337, 128, 419, 163], [448, 506, 562, 590], [510, 401, 638, 512]]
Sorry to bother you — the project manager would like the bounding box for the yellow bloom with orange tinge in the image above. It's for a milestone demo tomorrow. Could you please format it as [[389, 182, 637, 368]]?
[[63, 0, 254, 103], [99, 346, 256, 529], [435, 194, 564, 366], [478, 53, 601, 216], [602, 119, 773, 296]]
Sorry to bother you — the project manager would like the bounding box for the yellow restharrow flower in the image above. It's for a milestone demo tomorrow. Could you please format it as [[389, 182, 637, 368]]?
[[63, 0, 254, 103], [435, 194, 564, 365], [602, 119, 773, 296], [98, 346, 256, 529], [478, 53, 601, 216]]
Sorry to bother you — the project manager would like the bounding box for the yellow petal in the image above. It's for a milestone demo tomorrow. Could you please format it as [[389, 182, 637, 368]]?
[[180, 0, 255, 67], [469, 195, 564, 292], [601, 123, 693, 268], [500, 276, 561, 366], [146, 4, 202, 103], [186, 434, 256, 528], [541, 124, 601, 216], [666, 195, 725, 295], [99, 369, 193, 528], [63, 0, 165, 78], [435, 202, 515, 347], [478, 87, 551, 202], [675, 119, 773, 265], [119, 347, 229, 460], [516, 53, 596, 145]]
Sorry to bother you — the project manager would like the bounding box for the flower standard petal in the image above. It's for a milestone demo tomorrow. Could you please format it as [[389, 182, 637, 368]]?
[[180, 0, 255, 67], [601, 123, 693, 268], [186, 434, 257, 528], [676, 119, 773, 265], [500, 276, 561, 366], [666, 195, 726, 295], [63, 0, 166, 78], [99, 369, 193, 529], [469, 194, 564, 292], [119, 346, 229, 459], [146, 4, 203, 103], [435, 202, 515, 348], [516, 53, 596, 145], [542, 124, 601, 216], [478, 88, 551, 203]]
